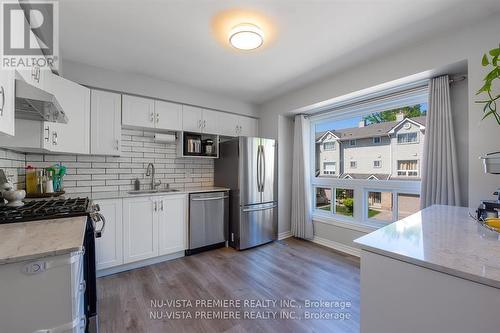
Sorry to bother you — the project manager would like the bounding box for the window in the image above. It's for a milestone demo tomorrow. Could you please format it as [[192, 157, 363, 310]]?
[[312, 96, 427, 227], [335, 188, 354, 217], [397, 132, 418, 144], [367, 191, 393, 222], [397, 160, 418, 176], [323, 142, 335, 150], [323, 162, 336, 175], [397, 193, 421, 219], [315, 188, 332, 212]]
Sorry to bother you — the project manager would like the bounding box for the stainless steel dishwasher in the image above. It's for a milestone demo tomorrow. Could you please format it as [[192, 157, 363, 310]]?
[[186, 191, 229, 255]]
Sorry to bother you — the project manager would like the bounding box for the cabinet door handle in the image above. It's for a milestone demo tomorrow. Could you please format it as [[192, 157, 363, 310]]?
[[203, 120, 206, 128], [150, 112, 154, 122], [154, 201, 157, 212], [198, 119, 202, 128], [52, 131, 58, 145], [44, 126, 50, 142], [0, 86, 4, 116], [156, 113, 159, 123], [161, 201, 164, 211], [115, 139, 119, 150]]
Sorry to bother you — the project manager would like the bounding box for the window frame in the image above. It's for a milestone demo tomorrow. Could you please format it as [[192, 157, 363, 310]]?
[[349, 139, 357, 146], [372, 136, 381, 144], [323, 141, 336, 151], [323, 161, 337, 175], [397, 160, 419, 177], [373, 160, 382, 168], [350, 161, 357, 169], [397, 132, 419, 144], [309, 87, 426, 230]]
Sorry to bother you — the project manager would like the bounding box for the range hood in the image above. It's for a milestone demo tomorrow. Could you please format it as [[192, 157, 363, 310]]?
[[15, 79, 68, 123]]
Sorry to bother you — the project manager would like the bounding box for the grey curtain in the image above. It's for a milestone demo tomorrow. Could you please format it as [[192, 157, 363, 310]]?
[[421, 75, 460, 208], [291, 115, 314, 239]]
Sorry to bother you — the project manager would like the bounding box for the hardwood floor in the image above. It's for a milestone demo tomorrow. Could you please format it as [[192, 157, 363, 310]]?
[[97, 238, 360, 333]]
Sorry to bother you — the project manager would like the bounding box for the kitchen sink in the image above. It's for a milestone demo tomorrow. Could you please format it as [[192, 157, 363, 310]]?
[[127, 189, 180, 195]]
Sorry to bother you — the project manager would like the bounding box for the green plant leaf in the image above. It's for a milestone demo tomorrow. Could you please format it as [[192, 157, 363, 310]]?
[[489, 47, 500, 57], [482, 53, 489, 66], [476, 81, 491, 95]]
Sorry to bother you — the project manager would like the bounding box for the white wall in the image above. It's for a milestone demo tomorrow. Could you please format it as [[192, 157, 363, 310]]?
[[61, 60, 257, 117], [259, 14, 500, 245]]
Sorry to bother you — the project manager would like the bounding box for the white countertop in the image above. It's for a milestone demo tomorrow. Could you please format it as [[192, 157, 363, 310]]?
[[0, 216, 87, 265], [58, 186, 230, 200], [354, 205, 500, 289]]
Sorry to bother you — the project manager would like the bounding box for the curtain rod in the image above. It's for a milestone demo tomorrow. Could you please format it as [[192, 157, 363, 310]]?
[[303, 74, 467, 119]]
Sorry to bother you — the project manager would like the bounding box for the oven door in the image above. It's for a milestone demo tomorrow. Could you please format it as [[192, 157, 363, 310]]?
[[84, 217, 98, 333]]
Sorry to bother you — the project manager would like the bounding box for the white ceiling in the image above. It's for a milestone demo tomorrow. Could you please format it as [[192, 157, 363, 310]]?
[[59, 0, 500, 104]]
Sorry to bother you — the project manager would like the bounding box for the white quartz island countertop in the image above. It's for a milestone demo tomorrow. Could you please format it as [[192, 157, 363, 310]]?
[[0, 216, 87, 265], [354, 205, 500, 289]]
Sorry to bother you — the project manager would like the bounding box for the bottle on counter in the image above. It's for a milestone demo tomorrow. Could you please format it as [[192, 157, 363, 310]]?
[[45, 169, 54, 193], [36, 170, 45, 193], [25, 166, 37, 194]]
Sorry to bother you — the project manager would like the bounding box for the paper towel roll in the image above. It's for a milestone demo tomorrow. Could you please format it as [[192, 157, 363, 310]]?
[[154, 133, 176, 143]]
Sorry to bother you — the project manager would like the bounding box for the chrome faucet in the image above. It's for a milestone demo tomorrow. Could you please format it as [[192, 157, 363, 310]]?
[[146, 163, 161, 190]]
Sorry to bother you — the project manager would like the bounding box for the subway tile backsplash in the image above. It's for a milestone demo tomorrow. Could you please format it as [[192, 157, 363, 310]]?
[[15, 129, 214, 194], [0, 149, 26, 189]]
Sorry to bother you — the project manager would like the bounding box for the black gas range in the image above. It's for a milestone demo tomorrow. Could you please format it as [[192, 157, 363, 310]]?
[[0, 197, 103, 333], [0, 198, 91, 223]]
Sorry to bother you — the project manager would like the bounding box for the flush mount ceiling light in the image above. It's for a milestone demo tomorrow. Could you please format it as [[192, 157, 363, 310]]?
[[229, 23, 264, 50]]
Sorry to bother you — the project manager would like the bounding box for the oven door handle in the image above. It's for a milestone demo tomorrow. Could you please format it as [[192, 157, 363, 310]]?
[[94, 213, 106, 238]]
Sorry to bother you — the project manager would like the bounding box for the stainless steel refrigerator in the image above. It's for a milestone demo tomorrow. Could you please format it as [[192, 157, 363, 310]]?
[[214, 137, 277, 250]]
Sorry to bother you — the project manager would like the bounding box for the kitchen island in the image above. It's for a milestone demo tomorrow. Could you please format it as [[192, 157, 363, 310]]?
[[354, 205, 500, 333]]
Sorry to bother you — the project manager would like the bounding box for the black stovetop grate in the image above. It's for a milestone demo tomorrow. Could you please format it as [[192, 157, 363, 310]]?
[[0, 197, 90, 224]]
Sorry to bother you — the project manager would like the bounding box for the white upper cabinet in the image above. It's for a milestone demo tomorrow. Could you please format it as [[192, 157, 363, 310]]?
[[239, 116, 258, 137], [182, 105, 219, 134], [216, 112, 258, 137], [0, 69, 15, 136], [201, 109, 219, 135], [122, 95, 155, 129], [155, 100, 182, 131], [91, 90, 121, 155], [95, 198, 123, 271], [217, 113, 239, 137], [44, 74, 90, 154], [182, 105, 203, 132], [158, 195, 187, 256]]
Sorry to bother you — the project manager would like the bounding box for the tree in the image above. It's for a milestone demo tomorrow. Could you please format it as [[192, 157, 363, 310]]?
[[363, 104, 426, 124]]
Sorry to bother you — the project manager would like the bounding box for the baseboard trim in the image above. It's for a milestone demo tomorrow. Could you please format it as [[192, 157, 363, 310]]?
[[97, 251, 185, 277], [311, 236, 361, 257], [278, 231, 293, 240]]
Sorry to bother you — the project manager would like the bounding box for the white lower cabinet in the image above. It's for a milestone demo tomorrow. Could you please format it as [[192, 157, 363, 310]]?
[[123, 196, 158, 264], [121, 194, 187, 266], [95, 199, 123, 270], [158, 194, 187, 256], [0, 251, 85, 333]]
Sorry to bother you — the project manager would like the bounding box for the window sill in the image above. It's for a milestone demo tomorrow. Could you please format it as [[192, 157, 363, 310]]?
[[312, 213, 386, 233]]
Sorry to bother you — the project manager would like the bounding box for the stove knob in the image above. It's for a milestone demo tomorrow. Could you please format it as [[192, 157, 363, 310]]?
[[94, 203, 101, 212]]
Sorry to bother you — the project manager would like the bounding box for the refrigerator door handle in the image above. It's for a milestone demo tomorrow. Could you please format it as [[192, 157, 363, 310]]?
[[260, 145, 266, 193], [256, 145, 262, 192], [242, 203, 277, 212]]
